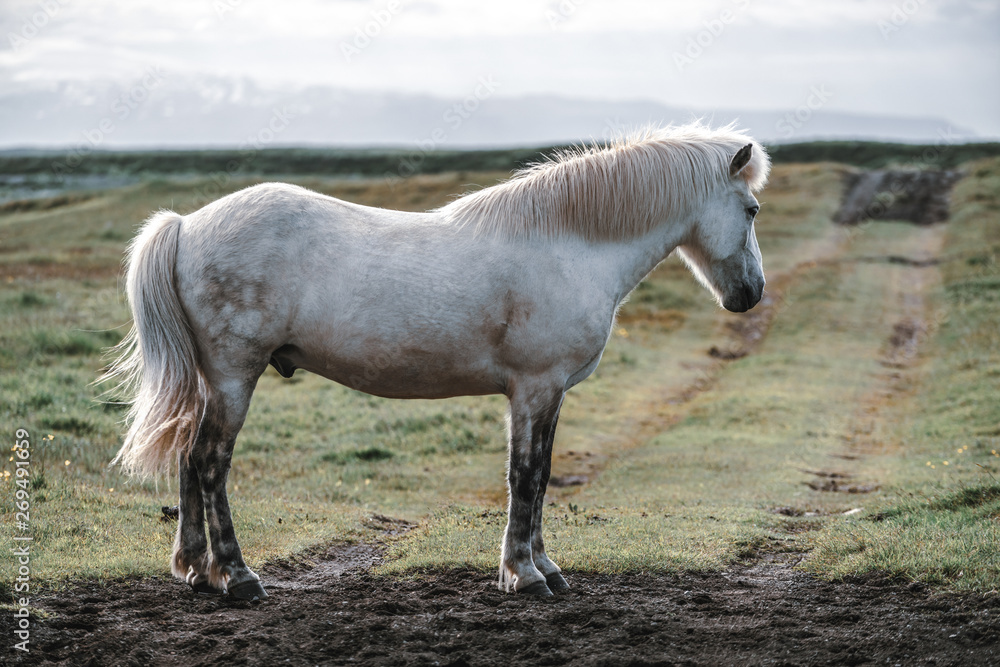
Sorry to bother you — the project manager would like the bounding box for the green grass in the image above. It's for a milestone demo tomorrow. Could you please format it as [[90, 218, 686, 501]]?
[[805, 484, 1000, 589], [1, 157, 998, 598], [803, 157, 1000, 590]]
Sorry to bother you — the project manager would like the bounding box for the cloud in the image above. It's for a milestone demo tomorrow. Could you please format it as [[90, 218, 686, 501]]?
[[1, 0, 997, 137]]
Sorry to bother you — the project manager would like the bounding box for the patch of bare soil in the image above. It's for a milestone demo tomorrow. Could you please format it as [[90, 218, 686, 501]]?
[[803, 477, 880, 494], [798, 469, 880, 495], [9, 544, 998, 667], [882, 317, 926, 369], [834, 170, 963, 225], [854, 255, 942, 268], [616, 308, 688, 331], [3, 259, 121, 282], [707, 272, 794, 361], [548, 474, 589, 487], [0, 193, 96, 215]]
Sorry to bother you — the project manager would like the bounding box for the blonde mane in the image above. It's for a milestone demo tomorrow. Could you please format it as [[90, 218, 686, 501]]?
[[441, 123, 770, 242]]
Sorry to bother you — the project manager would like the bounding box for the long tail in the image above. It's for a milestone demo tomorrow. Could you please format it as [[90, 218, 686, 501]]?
[[101, 210, 208, 477]]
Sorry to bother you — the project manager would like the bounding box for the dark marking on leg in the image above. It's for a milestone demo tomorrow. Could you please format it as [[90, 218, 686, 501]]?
[[190, 388, 266, 597], [173, 454, 217, 592], [502, 390, 564, 594], [531, 398, 568, 591]]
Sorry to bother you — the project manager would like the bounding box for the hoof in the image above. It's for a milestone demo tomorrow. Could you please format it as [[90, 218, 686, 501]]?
[[191, 580, 224, 596], [518, 580, 554, 597], [228, 579, 268, 601], [545, 572, 570, 592]]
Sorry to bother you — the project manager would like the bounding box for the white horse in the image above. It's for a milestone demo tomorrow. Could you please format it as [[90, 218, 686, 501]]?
[[105, 123, 769, 600]]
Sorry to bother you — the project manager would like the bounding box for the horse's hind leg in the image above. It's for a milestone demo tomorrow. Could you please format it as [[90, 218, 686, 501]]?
[[530, 399, 569, 592], [171, 455, 218, 594], [500, 384, 565, 596], [171, 370, 261, 598], [189, 373, 268, 601]]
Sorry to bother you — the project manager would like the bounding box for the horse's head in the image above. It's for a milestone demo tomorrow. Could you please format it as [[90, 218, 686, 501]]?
[[676, 143, 767, 313]]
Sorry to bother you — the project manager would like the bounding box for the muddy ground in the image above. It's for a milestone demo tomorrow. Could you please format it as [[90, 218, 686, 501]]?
[[7, 542, 997, 667]]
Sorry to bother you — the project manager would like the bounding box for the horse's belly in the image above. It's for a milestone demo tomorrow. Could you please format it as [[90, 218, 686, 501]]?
[[280, 340, 503, 399]]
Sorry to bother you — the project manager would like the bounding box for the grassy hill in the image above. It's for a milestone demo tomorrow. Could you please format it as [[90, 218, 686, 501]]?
[[0, 152, 997, 598]]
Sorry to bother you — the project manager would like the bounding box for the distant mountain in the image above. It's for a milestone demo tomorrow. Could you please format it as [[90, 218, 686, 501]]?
[[0, 75, 979, 149]]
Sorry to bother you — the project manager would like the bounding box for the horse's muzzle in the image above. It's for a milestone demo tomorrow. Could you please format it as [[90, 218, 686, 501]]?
[[723, 281, 763, 313]]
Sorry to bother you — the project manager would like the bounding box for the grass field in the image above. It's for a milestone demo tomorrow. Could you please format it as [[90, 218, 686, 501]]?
[[1, 154, 997, 600]]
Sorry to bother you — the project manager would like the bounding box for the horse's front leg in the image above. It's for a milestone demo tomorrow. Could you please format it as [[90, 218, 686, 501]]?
[[530, 399, 569, 592], [500, 387, 564, 596]]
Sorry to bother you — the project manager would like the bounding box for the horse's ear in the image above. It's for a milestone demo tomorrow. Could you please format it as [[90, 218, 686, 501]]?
[[730, 143, 753, 177]]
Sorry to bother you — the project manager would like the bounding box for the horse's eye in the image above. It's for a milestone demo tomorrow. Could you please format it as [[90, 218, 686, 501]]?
[[746, 205, 760, 219]]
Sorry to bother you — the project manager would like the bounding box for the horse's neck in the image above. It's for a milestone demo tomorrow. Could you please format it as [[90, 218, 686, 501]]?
[[599, 213, 693, 304], [567, 166, 696, 304]]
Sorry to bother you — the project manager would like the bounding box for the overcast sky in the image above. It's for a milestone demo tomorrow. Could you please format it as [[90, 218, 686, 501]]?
[[2, 0, 998, 138]]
